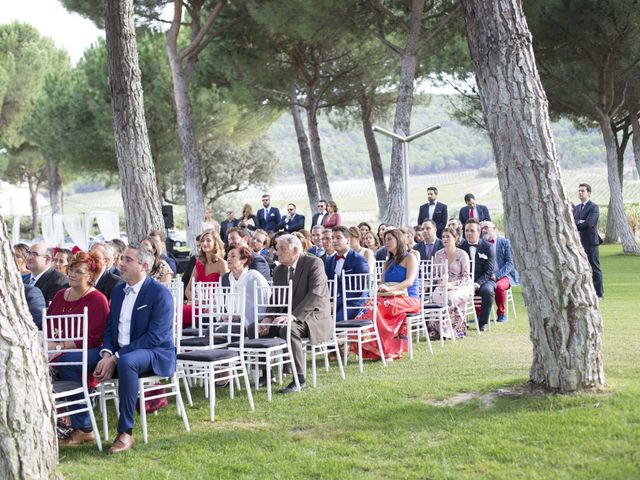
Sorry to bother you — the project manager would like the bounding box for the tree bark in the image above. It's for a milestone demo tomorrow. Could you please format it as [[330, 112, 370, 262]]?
[[461, 0, 605, 391], [290, 88, 320, 210], [631, 109, 640, 183], [382, 0, 424, 226], [359, 90, 388, 219], [604, 119, 630, 243], [27, 176, 39, 239], [0, 215, 58, 478], [599, 119, 640, 253], [104, 0, 164, 243], [305, 97, 333, 201], [45, 158, 63, 215]]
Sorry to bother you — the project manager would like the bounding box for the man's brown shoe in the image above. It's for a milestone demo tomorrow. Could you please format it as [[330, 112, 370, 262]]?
[[59, 429, 96, 446], [108, 432, 135, 454]]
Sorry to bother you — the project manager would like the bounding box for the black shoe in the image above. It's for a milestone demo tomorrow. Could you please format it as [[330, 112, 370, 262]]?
[[279, 380, 306, 394], [258, 376, 276, 388], [480, 324, 489, 332]]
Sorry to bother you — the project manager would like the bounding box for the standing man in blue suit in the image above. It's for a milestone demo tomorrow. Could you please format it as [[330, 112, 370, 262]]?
[[417, 186, 448, 238], [94, 242, 176, 454], [277, 203, 306, 232], [256, 194, 281, 233], [458, 193, 491, 227], [325, 226, 369, 321], [574, 183, 603, 298]]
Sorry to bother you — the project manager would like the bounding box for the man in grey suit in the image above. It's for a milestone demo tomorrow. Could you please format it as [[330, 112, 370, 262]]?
[[260, 234, 333, 393]]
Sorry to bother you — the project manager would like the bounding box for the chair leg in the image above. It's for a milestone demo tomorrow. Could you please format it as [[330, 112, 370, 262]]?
[[376, 330, 387, 367], [173, 374, 190, 432], [208, 366, 216, 422], [266, 353, 273, 402], [241, 362, 255, 411], [311, 347, 317, 388], [99, 383, 109, 441], [181, 373, 193, 407], [138, 380, 149, 444], [342, 336, 350, 366], [357, 331, 364, 374], [84, 388, 102, 451], [334, 340, 346, 380], [407, 318, 414, 360]]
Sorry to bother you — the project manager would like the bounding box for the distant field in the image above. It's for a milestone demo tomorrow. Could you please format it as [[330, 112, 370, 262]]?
[[57, 166, 640, 230]]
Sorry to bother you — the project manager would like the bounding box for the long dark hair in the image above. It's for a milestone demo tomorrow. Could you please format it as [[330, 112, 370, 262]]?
[[384, 228, 408, 269]]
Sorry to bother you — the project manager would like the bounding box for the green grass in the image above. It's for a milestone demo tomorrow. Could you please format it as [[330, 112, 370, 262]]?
[[58, 245, 640, 479]]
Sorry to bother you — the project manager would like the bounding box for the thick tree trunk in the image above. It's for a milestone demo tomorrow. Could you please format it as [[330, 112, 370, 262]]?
[[631, 109, 640, 183], [45, 158, 63, 215], [305, 99, 333, 201], [0, 215, 58, 478], [604, 196, 617, 243], [461, 0, 605, 392], [104, 0, 164, 243], [166, 47, 204, 252], [382, 0, 424, 226], [359, 91, 388, 219], [604, 121, 629, 243], [290, 90, 320, 210], [599, 119, 640, 253], [27, 177, 39, 239]]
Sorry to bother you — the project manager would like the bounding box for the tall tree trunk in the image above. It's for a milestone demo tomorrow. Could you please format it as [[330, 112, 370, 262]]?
[[599, 119, 640, 253], [27, 176, 39, 239], [604, 196, 617, 243], [359, 90, 388, 219], [305, 99, 333, 201], [631, 109, 640, 181], [0, 215, 58, 478], [382, 0, 424, 226], [290, 89, 319, 210], [604, 120, 630, 243], [166, 48, 204, 251], [461, 0, 605, 391], [45, 158, 63, 215], [104, 0, 164, 243]]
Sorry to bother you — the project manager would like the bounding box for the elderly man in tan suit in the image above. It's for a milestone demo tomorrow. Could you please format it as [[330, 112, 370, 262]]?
[[260, 234, 333, 393]]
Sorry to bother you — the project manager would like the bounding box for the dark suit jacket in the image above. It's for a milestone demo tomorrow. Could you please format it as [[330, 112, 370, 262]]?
[[459, 204, 491, 225], [256, 207, 281, 232], [220, 218, 239, 244], [573, 200, 600, 247], [102, 277, 176, 377], [324, 249, 369, 321], [34, 268, 68, 305], [271, 255, 332, 344], [412, 239, 444, 262], [250, 254, 272, 282], [311, 212, 327, 227], [277, 213, 305, 232], [375, 246, 388, 262], [461, 239, 495, 285], [95, 270, 124, 301], [417, 202, 448, 237], [25, 284, 45, 329]]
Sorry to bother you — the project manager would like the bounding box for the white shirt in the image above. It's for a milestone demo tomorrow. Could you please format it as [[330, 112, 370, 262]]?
[[334, 248, 350, 277], [315, 212, 326, 226], [117, 277, 146, 348], [428, 202, 436, 219]]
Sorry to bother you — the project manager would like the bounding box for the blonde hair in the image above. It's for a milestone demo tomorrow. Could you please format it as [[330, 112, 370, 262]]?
[[197, 229, 225, 264]]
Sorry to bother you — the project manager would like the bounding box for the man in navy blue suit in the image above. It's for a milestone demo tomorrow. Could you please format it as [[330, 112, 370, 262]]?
[[458, 193, 491, 227], [93, 242, 175, 454], [277, 203, 305, 232], [256, 194, 281, 233], [324, 226, 369, 321], [417, 186, 448, 238], [574, 183, 604, 298], [460, 219, 496, 332], [413, 220, 444, 261]]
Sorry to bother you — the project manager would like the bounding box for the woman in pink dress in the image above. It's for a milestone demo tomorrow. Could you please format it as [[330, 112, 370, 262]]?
[[182, 229, 228, 327], [322, 201, 341, 229]]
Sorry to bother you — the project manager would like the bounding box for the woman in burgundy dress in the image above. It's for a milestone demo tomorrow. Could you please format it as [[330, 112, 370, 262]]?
[[322, 201, 341, 229], [182, 229, 228, 327]]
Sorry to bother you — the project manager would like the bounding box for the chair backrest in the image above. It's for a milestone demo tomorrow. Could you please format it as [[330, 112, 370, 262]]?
[[252, 282, 292, 341], [341, 272, 378, 322], [427, 261, 449, 305], [43, 306, 89, 381], [327, 275, 338, 328], [209, 286, 246, 349], [374, 260, 385, 283], [192, 281, 220, 334], [164, 278, 184, 342]]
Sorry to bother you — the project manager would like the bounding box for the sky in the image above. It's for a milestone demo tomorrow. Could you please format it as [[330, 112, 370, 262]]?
[[1, 0, 103, 63]]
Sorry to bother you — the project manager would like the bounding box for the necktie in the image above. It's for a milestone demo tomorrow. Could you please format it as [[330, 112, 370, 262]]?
[[470, 208, 475, 219], [264, 208, 269, 221], [288, 267, 295, 284], [426, 243, 433, 259], [28, 275, 36, 286], [124, 286, 134, 295]]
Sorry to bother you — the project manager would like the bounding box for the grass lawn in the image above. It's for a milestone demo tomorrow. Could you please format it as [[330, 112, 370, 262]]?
[[58, 245, 640, 479]]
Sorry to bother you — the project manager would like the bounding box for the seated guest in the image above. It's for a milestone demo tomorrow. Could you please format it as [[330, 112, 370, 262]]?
[[93, 243, 175, 453], [358, 222, 372, 237], [460, 219, 496, 332], [293, 231, 312, 254], [430, 227, 474, 338], [401, 228, 421, 262], [51, 251, 110, 446], [227, 227, 271, 281], [374, 225, 395, 261], [251, 229, 271, 258], [221, 245, 269, 335], [258, 235, 333, 393], [269, 231, 286, 262], [220, 208, 239, 245], [376, 223, 387, 245], [89, 242, 123, 301], [108, 238, 126, 276], [447, 218, 464, 245], [202, 207, 221, 233], [277, 203, 305, 232], [184, 229, 228, 327], [13, 243, 32, 283], [480, 221, 519, 322], [413, 220, 444, 262], [308, 225, 325, 257], [24, 284, 46, 329], [149, 230, 177, 276], [362, 231, 380, 255], [54, 248, 73, 277], [325, 226, 369, 321], [353, 228, 420, 360], [320, 229, 335, 261], [413, 227, 424, 244], [238, 203, 259, 232], [142, 236, 173, 283], [25, 241, 69, 304], [322, 201, 341, 229], [348, 226, 376, 274], [458, 193, 491, 226]]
